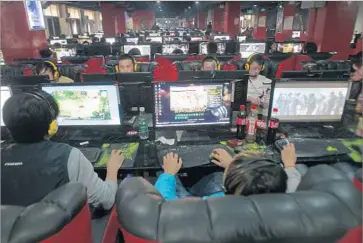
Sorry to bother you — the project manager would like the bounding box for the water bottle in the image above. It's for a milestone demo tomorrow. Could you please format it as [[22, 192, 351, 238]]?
[[138, 107, 149, 140]]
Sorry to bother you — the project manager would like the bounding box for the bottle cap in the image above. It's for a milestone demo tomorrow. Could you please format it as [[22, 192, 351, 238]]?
[[139, 107, 145, 112], [240, 105, 245, 110], [251, 105, 257, 110], [273, 108, 278, 113]]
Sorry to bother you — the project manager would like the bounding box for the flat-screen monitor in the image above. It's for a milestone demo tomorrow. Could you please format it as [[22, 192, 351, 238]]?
[[276, 43, 304, 53], [115, 72, 153, 83], [83, 73, 116, 83], [237, 36, 247, 42], [1, 86, 11, 126], [146, 36, 163, 43], [162, 44, 189, 54], [42, 83, 121, 126], [6, 75, 49, 86], [271, 81, 349, 122], [105, 38, 116, 44], [239, 43, 266, 58], [213, 35, 230, 41], [50, 39, 67, 45], [292, 31, 301, 38], [199, 42, 226, 55], [54, 48, 76, 62], [123, 45, 151, 56], [126, 37, 139, 44], [149, 33, 160, 37], [154, 81, 232, 127], [164, 37, 183, 43], [191, 37, 203, 42]]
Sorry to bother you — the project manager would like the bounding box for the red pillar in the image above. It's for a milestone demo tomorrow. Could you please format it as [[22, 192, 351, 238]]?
[[101, 3, 126, 36], [253, 11, 267, 40], [223, 2, 240, 38], [198, 12, 207, 29], [275, 3, 296, 42], [213, 5, 225, 32], [307, 2, 358, 59], [132, 10, 155, 30], [0, 1, 47, 64]]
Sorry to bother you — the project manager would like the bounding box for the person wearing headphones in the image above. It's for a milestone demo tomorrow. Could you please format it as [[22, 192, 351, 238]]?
[[117, 54, 137, 73], [154, 144, 301, 200], [245, 53, 272, 106], [201, 56, 220, 71], [36, 61, 74, 83], [1, 91, 124, 210]]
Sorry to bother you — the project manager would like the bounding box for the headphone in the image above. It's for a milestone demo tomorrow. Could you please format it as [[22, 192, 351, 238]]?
[[44, 61, 60, 80], [203, 55, 221, 71], [28, 92, 58, 136], [244, 53, 265, 72], [115, 54, 139, 72]]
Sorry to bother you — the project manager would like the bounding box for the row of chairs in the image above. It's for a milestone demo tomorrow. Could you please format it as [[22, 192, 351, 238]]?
[[1, 164, 362, 243]]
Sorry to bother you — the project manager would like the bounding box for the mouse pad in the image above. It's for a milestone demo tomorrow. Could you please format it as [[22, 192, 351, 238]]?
[[341, 138, 363, 163], [95, 143, 139, 168], [283, 139, 351, 158]]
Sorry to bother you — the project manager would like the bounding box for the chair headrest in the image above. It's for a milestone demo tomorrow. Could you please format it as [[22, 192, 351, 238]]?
[[116, 165, 362, 243]]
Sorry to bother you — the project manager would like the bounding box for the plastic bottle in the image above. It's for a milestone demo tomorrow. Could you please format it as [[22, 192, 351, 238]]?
[[138, 107, 149, 140], [236, 105, 247, 139], [267, 108, 280, 145], [246, 105, 258, 143]]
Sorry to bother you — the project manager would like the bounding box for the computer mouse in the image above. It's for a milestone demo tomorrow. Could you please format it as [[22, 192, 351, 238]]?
[[275, 138, 290, 150]]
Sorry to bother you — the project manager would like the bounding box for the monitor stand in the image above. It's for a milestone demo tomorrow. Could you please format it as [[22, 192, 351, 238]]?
[[68, 129, 105, 143]]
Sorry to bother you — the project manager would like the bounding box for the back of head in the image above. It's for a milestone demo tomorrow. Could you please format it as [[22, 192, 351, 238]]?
[[303, 42, 317, 54], [128, 48, 141, 56], [224, 155, 287, 196], [39, 48, 53, 59], [172, 49, 184, 55], [3, 91, 59, 143], [207, 42, 218, 54]]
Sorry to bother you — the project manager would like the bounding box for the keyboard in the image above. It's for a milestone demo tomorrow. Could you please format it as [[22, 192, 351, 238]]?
[[157, 144, 233, 168], [79, 147, 101, 164]]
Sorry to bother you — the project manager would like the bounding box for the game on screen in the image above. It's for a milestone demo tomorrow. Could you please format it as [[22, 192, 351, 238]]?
[[154, 82, 232, 127]]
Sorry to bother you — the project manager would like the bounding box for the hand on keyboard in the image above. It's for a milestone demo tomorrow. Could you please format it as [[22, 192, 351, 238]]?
[[163, 152, 183, 175], [211, 149, 234, 168], [281, 144, 297, 168], [107, 150, 125, 172]]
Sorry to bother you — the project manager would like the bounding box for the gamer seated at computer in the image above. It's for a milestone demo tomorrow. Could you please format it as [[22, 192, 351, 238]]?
[[1, 91, 124, 211], [201, 56, 220, 71], [246, 53, 272, 106], [117, 54, 137, 73], [36, 61, 74, 83], [155, 144, 301, 200]]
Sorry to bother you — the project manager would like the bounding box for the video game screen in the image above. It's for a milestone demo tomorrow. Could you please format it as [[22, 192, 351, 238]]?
[[162, 44, 189, 54], [276, 43, 304, 53], [1, 86, 11, 126], [42, 84, 121, 126], [272, 81, 349, 122], [105, 38, 116, 44], [239, 43, 266, 58], [213, 35, 230, 41], [123, 45, 151, 56], [191, 37, 203, 42], [154, 82, 232, 127], [146, 36, 163, 43], [54, 48, 76, 62], [199, 42, 226, 54], [237, 36, 247, 42], [126, 37, 139, 44], [292, 31, 301, 38]]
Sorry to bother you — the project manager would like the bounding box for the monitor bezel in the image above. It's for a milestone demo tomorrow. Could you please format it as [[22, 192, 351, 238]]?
[[269, 79, 350, 123], [41, 82, 123, 127], [152, 79, 234, 129]]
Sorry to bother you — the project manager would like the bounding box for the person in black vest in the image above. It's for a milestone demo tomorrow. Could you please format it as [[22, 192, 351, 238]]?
[[1, 91, 124, 210]]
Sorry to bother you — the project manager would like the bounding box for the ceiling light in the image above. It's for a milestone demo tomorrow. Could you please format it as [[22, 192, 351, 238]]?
[[195, 1, 199, 4], [253, 4, 257, 7]]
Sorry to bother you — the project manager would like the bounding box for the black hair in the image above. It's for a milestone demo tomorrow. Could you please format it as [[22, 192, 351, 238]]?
[[35, 62, 57, 77], [303, 42, 318, 54], [39, 48, 53, 58], [207, 42, 218, 54], [100, 37, 106, 43], [202, 56, 218, 64], [119, 54, 135, 65], [248, 54, 265, 66], [128, 48, 141, 56], [172, 49, 184, 54], [3, 91, 59, 143], [224, 157, 287, 196]]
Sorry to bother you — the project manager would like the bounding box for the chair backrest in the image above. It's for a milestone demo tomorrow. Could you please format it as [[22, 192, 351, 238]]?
[[1, 182, 92, 243], [116, 164, 362, 243]]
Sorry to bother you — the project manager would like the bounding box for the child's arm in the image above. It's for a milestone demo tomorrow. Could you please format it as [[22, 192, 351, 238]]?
[[281, 143, 301, 192], [284, 167, 301, 193]]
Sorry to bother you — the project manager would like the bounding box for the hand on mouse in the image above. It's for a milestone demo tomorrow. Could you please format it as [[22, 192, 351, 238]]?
[[281, 143, 297, 168], [107, 150, 125, 172], [163, 152, 183, 175], [211, 149, 233, 168]]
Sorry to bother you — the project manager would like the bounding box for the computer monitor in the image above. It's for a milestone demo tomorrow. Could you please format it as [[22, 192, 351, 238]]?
[[213, 35, 230, 41], [1, 86, 11, 127], [163, 37, 183, 43], [199, 42, 226, 55], [239, 43, 266, 58], [154, 81, 232, 127], [237, 36, 247, 42], [280, 71, 310, 79], [149, 33, 160, 37], [41, 83, 121, 126], [146, 36, 163, 43], [6, 75, 50, 86], [191, 37, 203, 42], [276, 43, 304, 53], [54, 48, 76, 62], [115, 72, 153, 83], [162, 44, 189, 54], [50, 39, 67, 45], [271, 81, 349, 122], [105, 38, 116, 44], [83, 73, 116, 83], [123, 45, 151, 56], [126, 37, 139, 44], [292, 31, 301, 38]]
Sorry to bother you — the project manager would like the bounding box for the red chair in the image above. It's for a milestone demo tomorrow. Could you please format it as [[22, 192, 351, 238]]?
[[62, 56, 107, 74], [269, 53, 296, 78], [155, 54, 199, 81], [1, 182, 92, 243]]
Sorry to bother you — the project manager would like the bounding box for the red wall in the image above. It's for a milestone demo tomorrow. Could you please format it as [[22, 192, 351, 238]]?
[[0, 1, 47, 64], [224, 2, 240, 38], [213, 5, 225, 32], [198, 12, 207, 29], [275, 3, 296, 42], [132, 10, 155, 30], [100, 4, 126, 36], [253, 12, 267, 40]]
